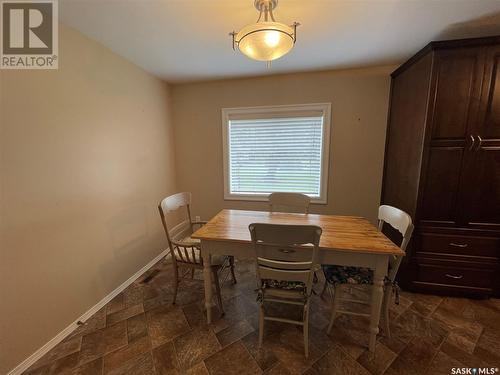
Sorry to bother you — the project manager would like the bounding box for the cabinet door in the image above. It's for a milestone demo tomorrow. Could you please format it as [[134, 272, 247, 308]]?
[[420, 145, 464, 225], [461, 45, 500, 230], [420, 48, 483, 226], [462, 146, 500, 228], [430, 48, 483, 139], [475, 45, 500, 138]]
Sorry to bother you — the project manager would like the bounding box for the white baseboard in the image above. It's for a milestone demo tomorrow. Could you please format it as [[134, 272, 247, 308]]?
[[8, 249, 170, 375]]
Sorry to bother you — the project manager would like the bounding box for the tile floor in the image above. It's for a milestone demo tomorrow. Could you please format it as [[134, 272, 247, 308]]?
[[24, 258, 500, 374]]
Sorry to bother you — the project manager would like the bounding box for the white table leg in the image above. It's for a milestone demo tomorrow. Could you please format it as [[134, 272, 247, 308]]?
[[369, 256, 387, 352], [202, 249, 214, 324]]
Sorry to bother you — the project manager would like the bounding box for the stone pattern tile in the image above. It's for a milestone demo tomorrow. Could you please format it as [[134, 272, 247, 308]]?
[[24, 258, 500, 374]]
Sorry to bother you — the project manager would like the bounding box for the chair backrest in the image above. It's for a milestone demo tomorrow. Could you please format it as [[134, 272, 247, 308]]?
[[377, 205, 414, 281], [249, 223, 322, 296], [269, 192, 311, 214], [158, 192, 198, 264]]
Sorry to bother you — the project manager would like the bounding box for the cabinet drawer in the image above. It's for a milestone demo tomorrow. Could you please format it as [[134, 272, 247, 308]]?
[[418, 232, 499, 258], [415, 262, 495, 289]]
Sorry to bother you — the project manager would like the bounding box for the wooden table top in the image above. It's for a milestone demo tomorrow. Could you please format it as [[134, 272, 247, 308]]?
[[192, 209, 404, 256]]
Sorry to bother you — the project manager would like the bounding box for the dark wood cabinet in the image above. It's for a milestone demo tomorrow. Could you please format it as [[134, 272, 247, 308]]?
[[382, 36, 500, 297]]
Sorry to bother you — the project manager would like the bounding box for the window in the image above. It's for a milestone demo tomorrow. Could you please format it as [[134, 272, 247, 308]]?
[[222, 103, 331, 203]]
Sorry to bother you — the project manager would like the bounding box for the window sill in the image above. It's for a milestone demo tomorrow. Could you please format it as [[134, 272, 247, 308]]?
[[223, 194, 328, 205]]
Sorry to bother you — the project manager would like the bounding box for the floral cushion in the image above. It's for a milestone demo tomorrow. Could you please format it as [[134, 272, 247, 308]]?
[[261, 279, 306, 291], [322, 265, 373, 285]]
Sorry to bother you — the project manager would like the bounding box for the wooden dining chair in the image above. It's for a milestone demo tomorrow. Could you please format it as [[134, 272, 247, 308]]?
[[158, 192, 236, 315], [269, 192, 311, 214], [269, 192, 319, 284], [249, 223, 322, 358], [323, 205, 414, 338]]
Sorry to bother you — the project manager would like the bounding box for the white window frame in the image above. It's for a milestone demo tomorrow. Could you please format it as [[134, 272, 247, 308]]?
[[222, 103, 331, 204]]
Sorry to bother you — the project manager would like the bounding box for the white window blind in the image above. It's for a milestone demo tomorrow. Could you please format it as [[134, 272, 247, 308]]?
[[228, 116, 324, 197], [223, 104, 331, 203]]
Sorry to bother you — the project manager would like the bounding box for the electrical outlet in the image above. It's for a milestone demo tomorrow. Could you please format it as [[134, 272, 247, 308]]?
[[195, 216, 201, 222]]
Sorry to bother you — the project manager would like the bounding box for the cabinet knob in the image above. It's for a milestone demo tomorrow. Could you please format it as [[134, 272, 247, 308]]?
[[469, 135, 475, 151], [449, 242, 468, 248], [445, 273, 464, 279], [476, 135, 483, 151]]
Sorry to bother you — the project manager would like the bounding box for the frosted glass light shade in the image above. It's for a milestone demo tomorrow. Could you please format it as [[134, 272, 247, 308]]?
[[236, 21, 294, 61]]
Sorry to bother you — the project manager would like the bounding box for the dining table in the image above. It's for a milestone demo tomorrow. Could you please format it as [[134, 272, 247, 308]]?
[[191, 209, 404, 352]]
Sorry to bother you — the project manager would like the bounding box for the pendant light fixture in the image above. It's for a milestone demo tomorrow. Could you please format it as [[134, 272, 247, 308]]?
[[230, 0, 299, 64]]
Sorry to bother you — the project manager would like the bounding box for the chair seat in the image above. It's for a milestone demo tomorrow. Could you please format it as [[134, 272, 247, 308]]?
[[322, 265, 373, 285], [180, 235, 200, 247], [259, 279, 307, 302], [173, 236, 227, 266], [262, 279, 306, 291]]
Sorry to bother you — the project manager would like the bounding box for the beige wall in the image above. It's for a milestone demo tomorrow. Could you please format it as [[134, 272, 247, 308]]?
[[171, 66, 394, 224], [0, 25, 176, 373], [0, 26, 395, 372]]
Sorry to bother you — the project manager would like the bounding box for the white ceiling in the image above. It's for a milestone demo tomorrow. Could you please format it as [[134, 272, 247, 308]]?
[[60, 0, 500, 83]]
